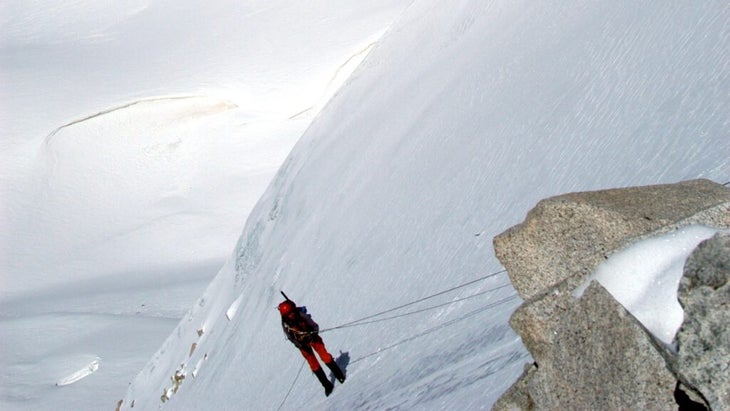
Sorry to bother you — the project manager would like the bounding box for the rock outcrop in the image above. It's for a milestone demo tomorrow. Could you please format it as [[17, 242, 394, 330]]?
[[491, 179, 730, 410], [676, 232, 730, 411]]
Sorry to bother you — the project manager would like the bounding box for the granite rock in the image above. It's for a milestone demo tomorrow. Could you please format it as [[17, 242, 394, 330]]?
[[676, 232, 730, 411], [494, 179, 730, 301], [492, 180, 730, 410]]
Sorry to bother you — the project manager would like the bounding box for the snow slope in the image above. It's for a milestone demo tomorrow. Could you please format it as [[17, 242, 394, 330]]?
[[122, 1, 729, 410], [0, 1, 412, 410]]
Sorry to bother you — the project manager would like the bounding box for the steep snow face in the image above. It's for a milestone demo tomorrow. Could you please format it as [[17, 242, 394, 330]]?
[[123, 1, 729, 410], [0, 1, 412, 411]]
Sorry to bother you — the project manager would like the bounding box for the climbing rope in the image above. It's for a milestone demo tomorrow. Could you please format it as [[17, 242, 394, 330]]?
[[320, 269, 508, 333], [351, 294, 519, 364], [325, 283, 514, 331], [275, 290, 519, 409], [277, 360, 306, 411], [276, 270, 515, 408]]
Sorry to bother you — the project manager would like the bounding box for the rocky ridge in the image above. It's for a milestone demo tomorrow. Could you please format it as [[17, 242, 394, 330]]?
[[492, 179, 730, 410]]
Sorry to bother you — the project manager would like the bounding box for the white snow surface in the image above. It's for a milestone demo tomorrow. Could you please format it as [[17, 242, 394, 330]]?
[[122, 1, 728, 410], [576, 225, 728, 346], [55, 357, 101, 387], [1, 0, 728, 410], [0, 1, 411, 410]]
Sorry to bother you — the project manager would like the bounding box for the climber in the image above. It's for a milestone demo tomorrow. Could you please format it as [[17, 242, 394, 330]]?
[[278, 295, 345, 396]]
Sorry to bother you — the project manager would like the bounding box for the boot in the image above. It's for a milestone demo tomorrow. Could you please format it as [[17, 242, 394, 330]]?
[[313, 367, 333, 396], [326, 361, 346, 383]]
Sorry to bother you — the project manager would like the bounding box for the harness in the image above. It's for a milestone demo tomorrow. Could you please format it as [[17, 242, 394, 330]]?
[[282, 311, 319, 348]]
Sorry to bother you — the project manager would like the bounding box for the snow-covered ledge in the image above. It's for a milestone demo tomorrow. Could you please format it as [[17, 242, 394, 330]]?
[[491, 179, 730, 410], [573, 224, 726, 346]]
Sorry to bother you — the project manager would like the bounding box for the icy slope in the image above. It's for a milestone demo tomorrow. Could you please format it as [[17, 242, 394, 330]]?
[[0, 2, 412, 410], [123, 0, 729, 410]]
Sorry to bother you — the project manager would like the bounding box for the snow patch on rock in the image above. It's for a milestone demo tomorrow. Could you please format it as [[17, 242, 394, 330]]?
[[575, 225, 726, 345]]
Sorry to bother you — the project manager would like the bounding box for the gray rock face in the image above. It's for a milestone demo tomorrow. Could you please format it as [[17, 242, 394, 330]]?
[[493, 363, 536, 411], [491, 179, 730, 410], [676, 232, 730, 411], [498, 282, 677, 410], [494, 179, 730, 301]]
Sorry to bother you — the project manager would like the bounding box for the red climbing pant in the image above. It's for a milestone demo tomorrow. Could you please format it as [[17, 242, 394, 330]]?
[[299, 337, 333, 371]]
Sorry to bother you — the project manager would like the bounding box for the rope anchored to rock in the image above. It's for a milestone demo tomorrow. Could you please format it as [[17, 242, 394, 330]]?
[[320, 269, 510, 333]]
